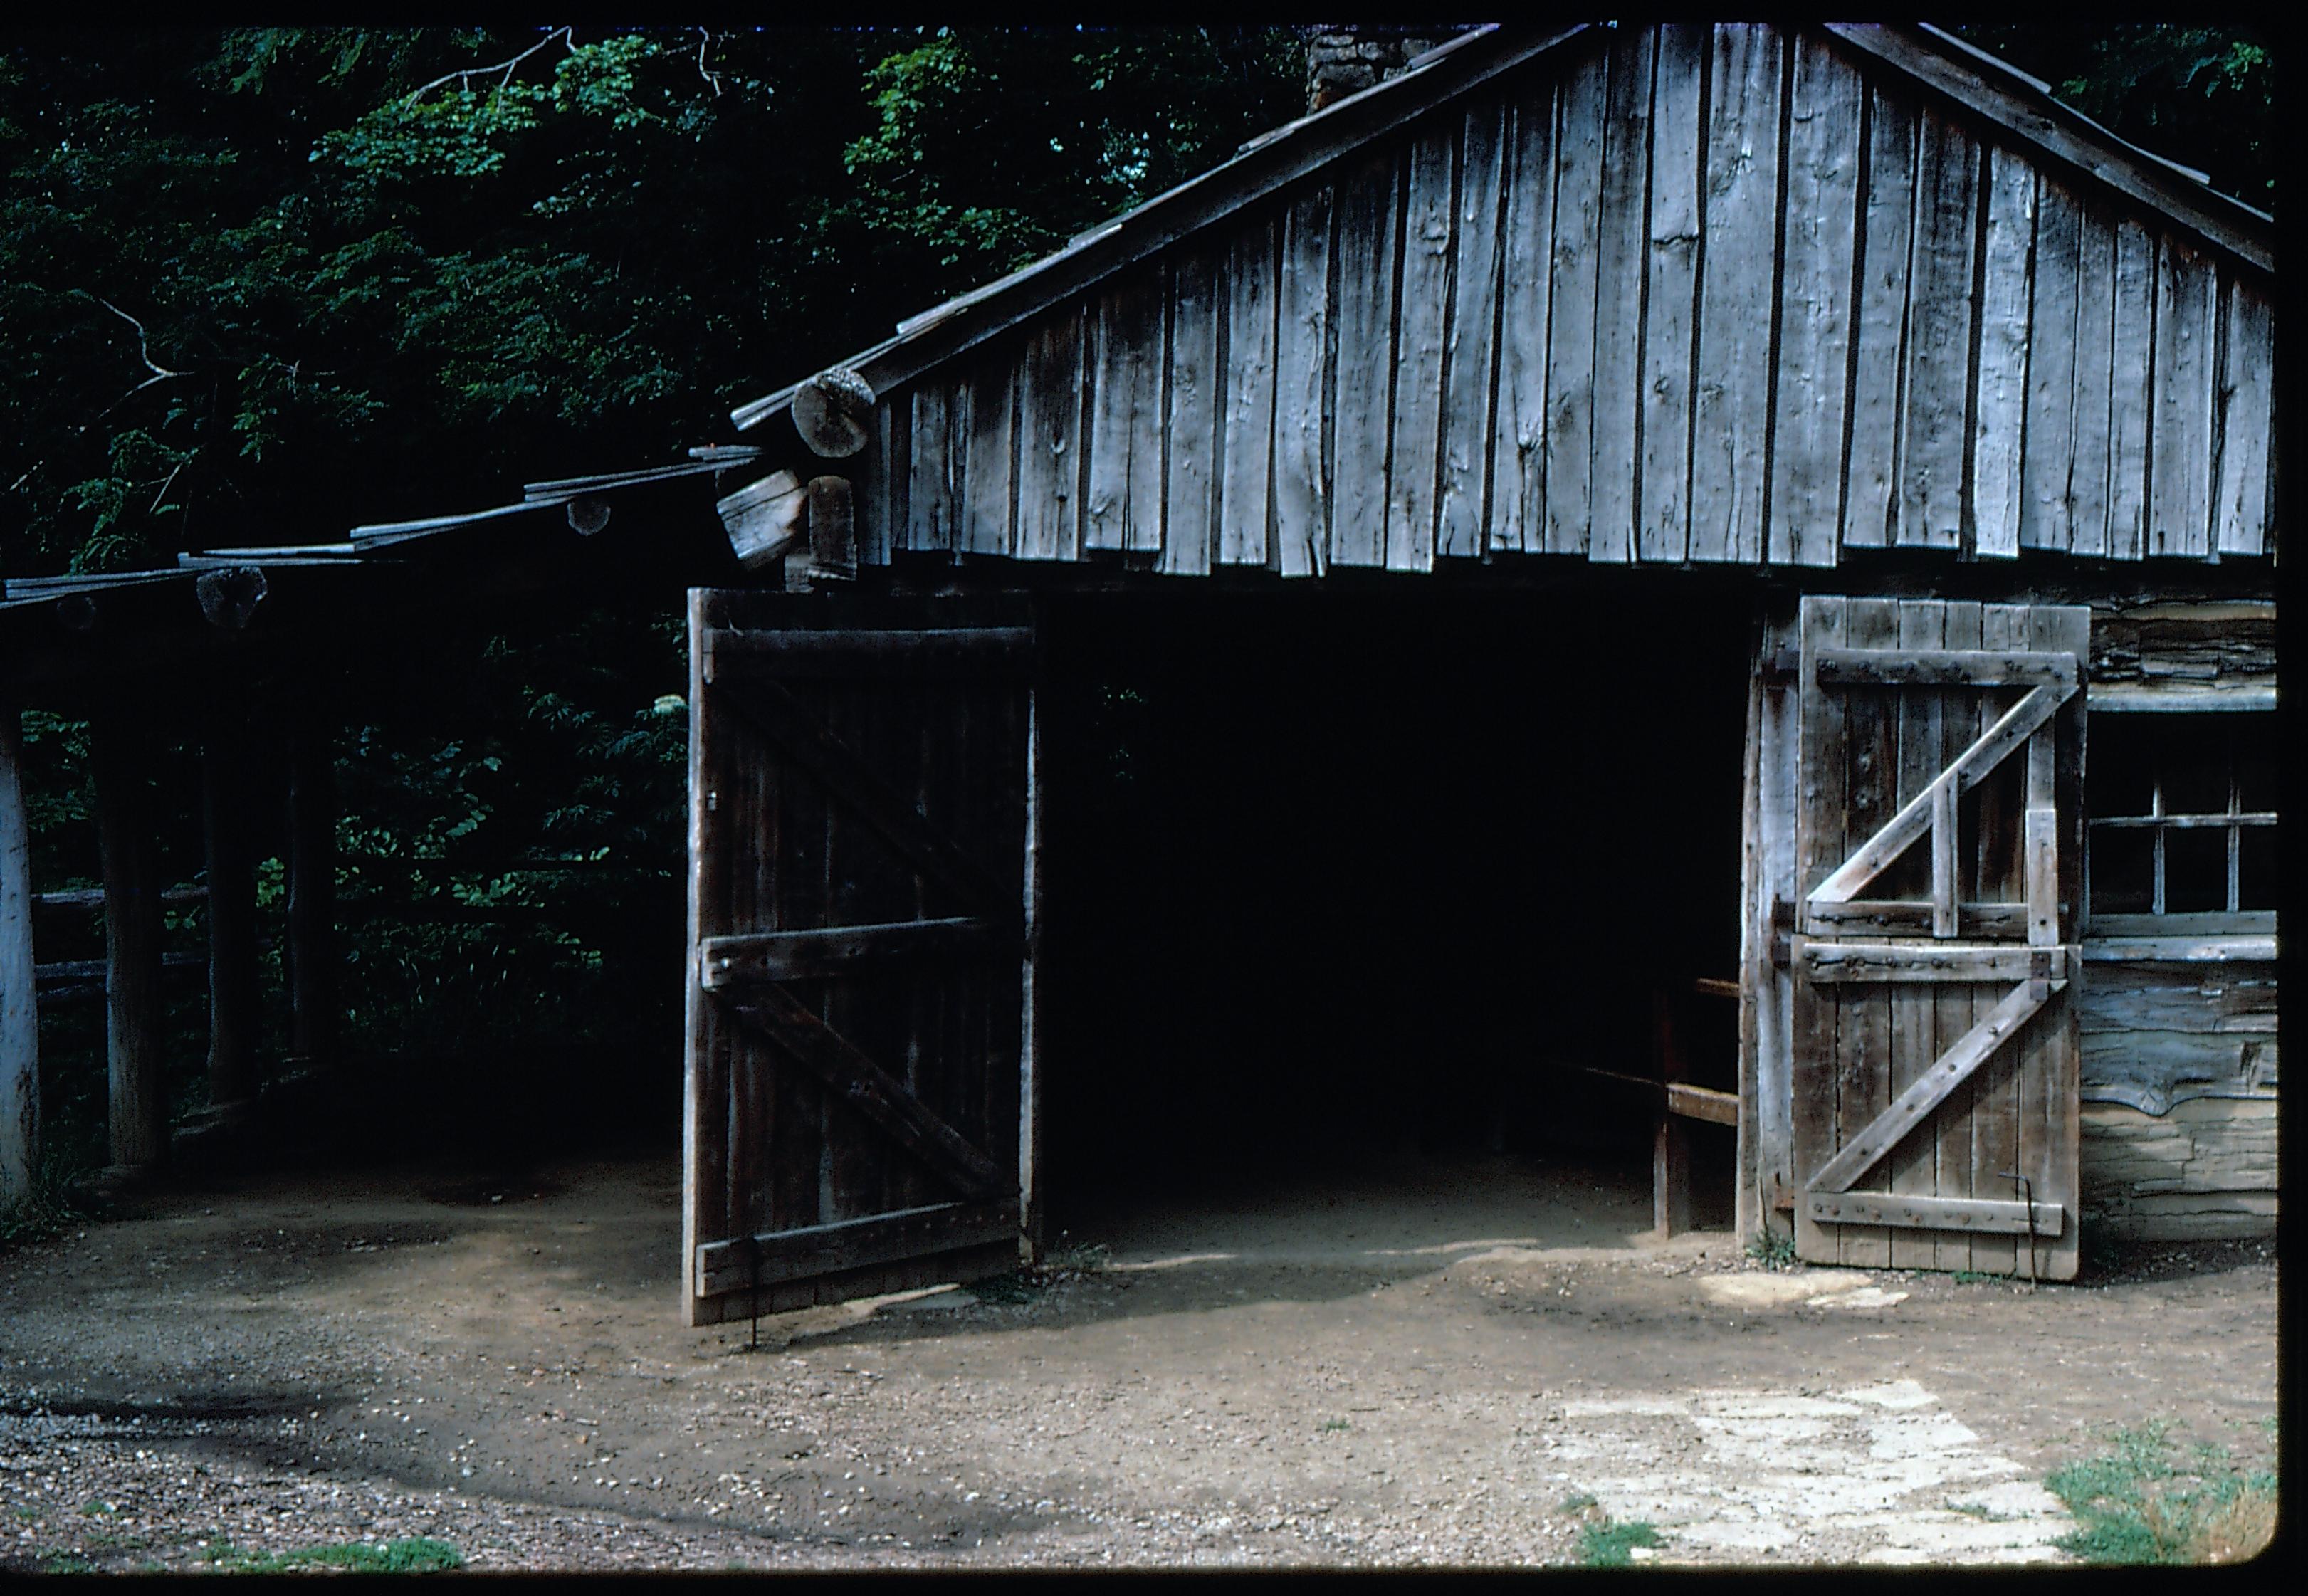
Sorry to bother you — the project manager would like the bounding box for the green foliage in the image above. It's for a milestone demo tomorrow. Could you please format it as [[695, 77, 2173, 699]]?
[[2047, 1420, 2280, 1564], [1950, 26, 2277, 214], [1576, 1517, 1663, 1568], [202, 1535, 465, 1573], [1, 26, 1305, 581], [1744, 1230, 1799, 1269]]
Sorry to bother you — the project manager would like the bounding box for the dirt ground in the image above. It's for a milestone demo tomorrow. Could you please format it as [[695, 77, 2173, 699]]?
[[0, 1146, 2277, 1571]]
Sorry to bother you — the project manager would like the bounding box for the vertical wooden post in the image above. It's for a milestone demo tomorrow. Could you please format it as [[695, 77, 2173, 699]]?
[[1652, 988, 1691, 1237], [93, 708, 167, 1172], [285, 723, 338, 1071], [202, 693, 260, 1113], [1017, 679, 1046, 1266], [0, 701, 40, 1205]]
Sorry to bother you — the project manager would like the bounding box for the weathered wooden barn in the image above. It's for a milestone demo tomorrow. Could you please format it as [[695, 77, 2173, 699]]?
[[0, 23, 2278, 1324]]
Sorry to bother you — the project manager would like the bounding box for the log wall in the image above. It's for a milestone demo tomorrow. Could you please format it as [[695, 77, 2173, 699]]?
[[856, 24, 2275, 577]]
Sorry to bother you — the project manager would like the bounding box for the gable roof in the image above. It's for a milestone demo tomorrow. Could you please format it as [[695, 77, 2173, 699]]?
[[730, 21, 2272, 436]]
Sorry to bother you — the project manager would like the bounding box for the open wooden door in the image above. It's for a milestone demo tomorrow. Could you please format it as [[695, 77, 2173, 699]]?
[[1791, 597, 2086, 1280], [683, 591, 1039, 1325]]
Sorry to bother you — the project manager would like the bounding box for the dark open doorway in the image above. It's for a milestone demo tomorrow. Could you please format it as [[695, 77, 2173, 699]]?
[[1035, 582, 1753, 1241]]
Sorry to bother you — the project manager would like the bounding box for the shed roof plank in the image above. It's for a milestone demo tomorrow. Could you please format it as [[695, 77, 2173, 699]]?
[[1689, 23, 1783, 564], [2107, 219, 2155, 560], [1273, 188, 1334, 577], [2214, 278, 2272, 557], [1082, 272, 1165, 555], [857, 385, 901, 567], [2149, 236, 2215, 558], [1637, 23, 1706, 564], [905, 384, 954, 555], [1896, 109, 1978, 551], [2018, 177, 2081, 552], [1543, 44, 1607, 558], [1587, 26, 1655, 565], [1013, 306, 1085, 562], [1971, 148, 2037, 559], [2064, 199, 2116, 559], [960, 350, 1016, 558], [1329, 151, 1402, 569], [1217, 214, 1280, 567], [1768, 32, 1862, 569], [1842, 87, 1918, 550], [1385, 122, 1454, 574], [1437, 97, 1507, 562], [1160, 248, 1220, 577], [1491, 81, 1558, 556]]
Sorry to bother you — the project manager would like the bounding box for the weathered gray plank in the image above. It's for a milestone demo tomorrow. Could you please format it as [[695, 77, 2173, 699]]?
[[1274, 188, 1333, 577], [1219, 214, 1280, 567], [1637, 23, 1706, 564], [1162, 248, 1220, 577], [1971, 151, 2035, 558], [1330, 151, 1401, 569], [1386, 122, 1454, 573], [1805, 943, 2066, 983], [1491, 84, 1557, 555], [2215, 278, 2273, 557], [1013, 307, 1084, 562], [1588, 26, 1656, 565], [1083, 274, 1165, 554], [1813, 648, 2077, 688], [1544, 44, 1607, 557], [1805, 1190, 2062, 1237], [2066, 203, 2116, 557], [2018, 177, 2081, 552], [1834, 597, 1901, 1269], [1438, 98, 1506, 561], [696, 1197, 1020, 1297], [905, 384, 954, 553], [1767, 33, 1862, 569], [1934, 597, 1983, 1271], [2150, 236, 2216, 558], [959, 352, 1014, 557], [1897, 110, 1978, 550], [1689, 23, 1783, 564], [1842, 88, 1918, 549], [859, 394, 899, 567], [2107, 219, 2156, 559]]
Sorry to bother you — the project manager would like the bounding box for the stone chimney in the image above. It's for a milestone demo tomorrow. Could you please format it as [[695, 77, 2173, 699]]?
[[1305, 24, 1466, 113]]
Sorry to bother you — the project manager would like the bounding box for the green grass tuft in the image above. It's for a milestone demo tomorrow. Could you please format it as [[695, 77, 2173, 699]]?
[[1743, 1230, 1799, 1269], [2046, 1420, 2277, 1564], [1319, 1418, 1350, 1433], [1577, 1517, 1663, 1568], [202, 1536, 465, 1573]]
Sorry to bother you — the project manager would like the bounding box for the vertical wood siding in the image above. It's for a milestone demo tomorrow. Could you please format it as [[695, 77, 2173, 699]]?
[[857, 26, 2273, 575]]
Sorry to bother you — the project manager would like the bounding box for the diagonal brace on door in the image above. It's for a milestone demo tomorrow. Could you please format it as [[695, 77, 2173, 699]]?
[[1808, 675, 2075, 910], [1802, 955, 2062, 1197], [725, 985, 1007, 1201]]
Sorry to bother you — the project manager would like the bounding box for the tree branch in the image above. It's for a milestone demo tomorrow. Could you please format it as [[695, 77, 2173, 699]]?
[[696, 28, 724, 97], [404, 25, 575, 103]]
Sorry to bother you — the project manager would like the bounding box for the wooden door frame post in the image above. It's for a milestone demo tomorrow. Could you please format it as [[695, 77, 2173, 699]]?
[[0, 699, 39, 1205], [1652, 987, 1692, 1237], [202, 688, 261, 1115], [93, 705, 167, 1173], [285, 720, 338, 1071]]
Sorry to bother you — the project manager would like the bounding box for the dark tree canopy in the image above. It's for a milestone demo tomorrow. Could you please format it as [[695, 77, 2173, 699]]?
[[0, 25, 1304, 580]]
